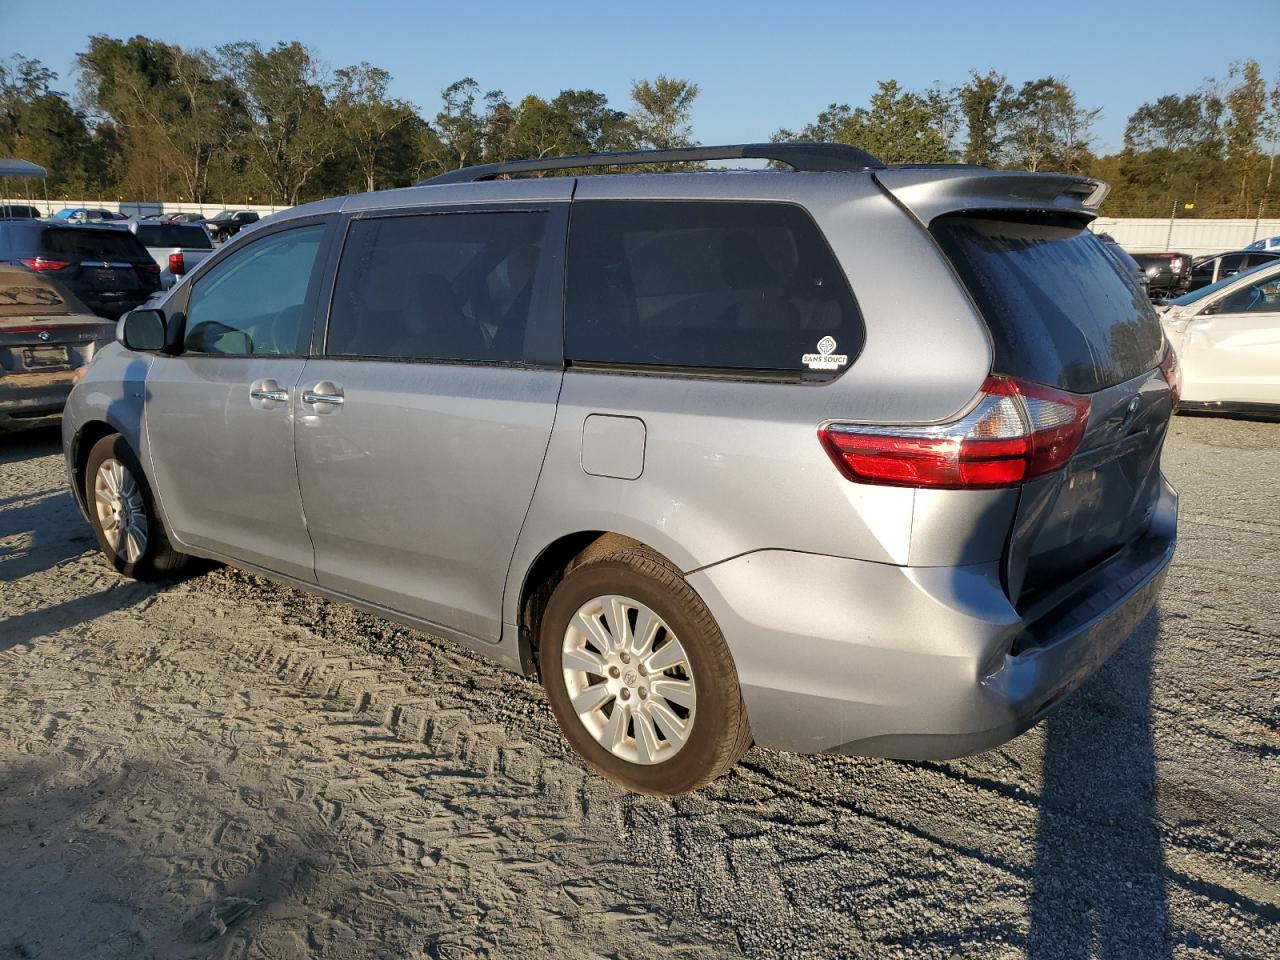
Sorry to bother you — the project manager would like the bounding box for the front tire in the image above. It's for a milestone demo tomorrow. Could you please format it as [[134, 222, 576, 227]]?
[[84, 434, 189, 580], [539, 542, 751, 795]]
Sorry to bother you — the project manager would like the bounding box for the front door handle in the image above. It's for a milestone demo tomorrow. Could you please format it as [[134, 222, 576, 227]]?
[[249, 379, 289, 404], [301, 382, 344, 406]]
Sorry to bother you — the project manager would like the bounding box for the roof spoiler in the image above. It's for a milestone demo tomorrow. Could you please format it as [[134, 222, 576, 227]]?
[[874, 167, 1109, 223], [418, 142, 885, 185]]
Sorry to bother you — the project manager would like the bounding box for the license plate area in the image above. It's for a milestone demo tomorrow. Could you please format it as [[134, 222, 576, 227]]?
[[22, 345, 70, 369]]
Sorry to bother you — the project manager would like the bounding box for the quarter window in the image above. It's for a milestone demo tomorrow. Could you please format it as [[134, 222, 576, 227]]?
[[184, 224, 324, 356], [326, 211, 551, 362], [564, 200, 863, 377]]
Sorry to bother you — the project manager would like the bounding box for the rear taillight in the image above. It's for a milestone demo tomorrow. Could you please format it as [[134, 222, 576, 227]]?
[[168, 252, 185, 276], [820, 377, 1092, 490], [18, 257, 69, 272], [1159, 340, 1180, 407], [137, 261, 161, 276]]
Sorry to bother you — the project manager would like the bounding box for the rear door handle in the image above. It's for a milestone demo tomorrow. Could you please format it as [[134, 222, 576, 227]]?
[[302, 383, 344, 406]]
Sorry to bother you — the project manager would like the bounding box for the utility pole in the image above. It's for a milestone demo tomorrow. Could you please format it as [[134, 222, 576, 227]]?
[[1254, 149, 1276, 243], [1165, 198, 1179, 251]]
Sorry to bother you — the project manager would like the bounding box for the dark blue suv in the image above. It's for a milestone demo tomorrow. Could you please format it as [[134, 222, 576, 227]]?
[[0, 220, 160, 318]]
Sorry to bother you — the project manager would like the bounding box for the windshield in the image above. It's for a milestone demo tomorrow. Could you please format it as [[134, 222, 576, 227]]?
[[1167, 262, 1280, 306]]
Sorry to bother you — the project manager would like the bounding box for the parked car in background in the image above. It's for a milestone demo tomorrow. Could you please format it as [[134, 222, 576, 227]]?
[[1245, 235, 1280, 251], [0, 266, 117, 431], [1188, 249, 1280, 292], [205, 210, 260, 242], [0, 203, 41, 219], [138, 212, 207, 225], [0, 220, 161, 318], [52, 208, 129, 224], [62, 143, 1178, 796], [1161, 260, 1280, 415], [1098, 233, 1149, 296], [128, 220, 215, 288], [1131, 251, 1194, 298]]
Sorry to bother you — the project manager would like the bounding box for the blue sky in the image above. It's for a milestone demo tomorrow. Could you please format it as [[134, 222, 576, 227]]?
[[4, 0, 1277, 155]]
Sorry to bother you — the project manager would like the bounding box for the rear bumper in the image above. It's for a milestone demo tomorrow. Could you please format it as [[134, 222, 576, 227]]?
[[687, 478, 1177, 758], [0, 369, 75, 431]]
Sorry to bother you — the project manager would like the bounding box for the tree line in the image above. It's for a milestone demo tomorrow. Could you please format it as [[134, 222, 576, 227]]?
[[1, 36, 1277, 219]]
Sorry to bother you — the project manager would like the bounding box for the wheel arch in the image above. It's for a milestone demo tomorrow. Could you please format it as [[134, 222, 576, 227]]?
[[516, 531, 657, 677], [71, 420, 122, 513]]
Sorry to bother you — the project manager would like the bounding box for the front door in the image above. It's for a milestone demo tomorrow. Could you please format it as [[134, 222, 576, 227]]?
[[145, 220, 331, 581], [294, 204, 567, 641], [1183, 271, 1280, 405]]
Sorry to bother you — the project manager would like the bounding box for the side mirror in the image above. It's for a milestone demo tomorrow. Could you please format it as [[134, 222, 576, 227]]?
[[118, 309, 166, 351]]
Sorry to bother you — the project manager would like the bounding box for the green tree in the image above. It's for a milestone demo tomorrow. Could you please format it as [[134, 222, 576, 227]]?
[[78, 36, 241, 202], [776, 80, 952, 164], [1005, 77, 1099, 173], [629, 75, 698, 149], [220, 41, 335, 204], [958, 69, 1014, 165], [331, 63, 417, 192], [1, 55, 113, 195], [1223, 59, 1268, 216]]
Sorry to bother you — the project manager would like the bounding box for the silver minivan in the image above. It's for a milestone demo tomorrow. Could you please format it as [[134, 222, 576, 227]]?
[[62, 144, 1179, 795]]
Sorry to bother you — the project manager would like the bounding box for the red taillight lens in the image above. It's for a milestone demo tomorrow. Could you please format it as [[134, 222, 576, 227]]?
[[18, 257, 69, 272], [137, 261, 161, 276], [1158, 340, 1180, 407], [820, 376, 1091, 489], [168, 252, 185, 276]]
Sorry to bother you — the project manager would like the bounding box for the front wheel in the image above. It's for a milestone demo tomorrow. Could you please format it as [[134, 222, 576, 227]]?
[[84, 433, 189, 580], [539, 542, 751, 795]]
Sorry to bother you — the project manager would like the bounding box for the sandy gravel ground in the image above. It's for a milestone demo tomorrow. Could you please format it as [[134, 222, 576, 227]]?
[[0, 416, 1276, 960]]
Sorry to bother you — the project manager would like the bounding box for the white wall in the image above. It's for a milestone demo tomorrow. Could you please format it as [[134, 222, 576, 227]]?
[[1, 198, 287, 218], [1090, 217, 1280, 254]]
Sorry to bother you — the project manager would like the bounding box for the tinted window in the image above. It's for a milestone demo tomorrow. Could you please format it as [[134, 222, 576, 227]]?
[[327, 211, 550, 362], [1168, 262, 1277, 306], [184, 224, 323, 356], [1216, 271, 1280, 314], [933, 215, 1163, 393], [135, 224, 213, 250], [565, 201, 862, 376], [41, 227, 149, 261]]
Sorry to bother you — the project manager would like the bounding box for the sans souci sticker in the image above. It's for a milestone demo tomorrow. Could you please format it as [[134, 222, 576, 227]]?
[[802, 336, 848, 371]]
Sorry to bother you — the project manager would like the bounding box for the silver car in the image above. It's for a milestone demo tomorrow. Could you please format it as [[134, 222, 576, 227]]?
[[61, 143, 1179, 795]]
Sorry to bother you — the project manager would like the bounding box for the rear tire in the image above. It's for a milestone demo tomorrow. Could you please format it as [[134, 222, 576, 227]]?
[[84, 433, 189, 580], [539, 542, 751, 795]]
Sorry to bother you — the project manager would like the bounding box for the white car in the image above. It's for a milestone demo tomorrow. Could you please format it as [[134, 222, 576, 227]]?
[[1160, 261, 1280, 414]]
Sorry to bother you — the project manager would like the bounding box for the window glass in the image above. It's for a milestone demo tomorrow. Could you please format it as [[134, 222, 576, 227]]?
[[41, 227, 148, 260], [326, 211, 548, 362], [135, 224, 213, 250], [565, 201, 862, 376], [1216, 271, 1280, 314], [184, 224, 323, 356], [933, 214, 1163, 393]]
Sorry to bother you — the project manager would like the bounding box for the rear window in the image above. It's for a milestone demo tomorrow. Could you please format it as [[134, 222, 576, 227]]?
[[41, 227, 149, 261], [932, 215, 1163, 393], [565, 200, 863, 377], [135, 224, 213, 249]]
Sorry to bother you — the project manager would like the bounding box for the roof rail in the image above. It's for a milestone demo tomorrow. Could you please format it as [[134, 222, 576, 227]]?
[[417, 142, 884, 185]]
